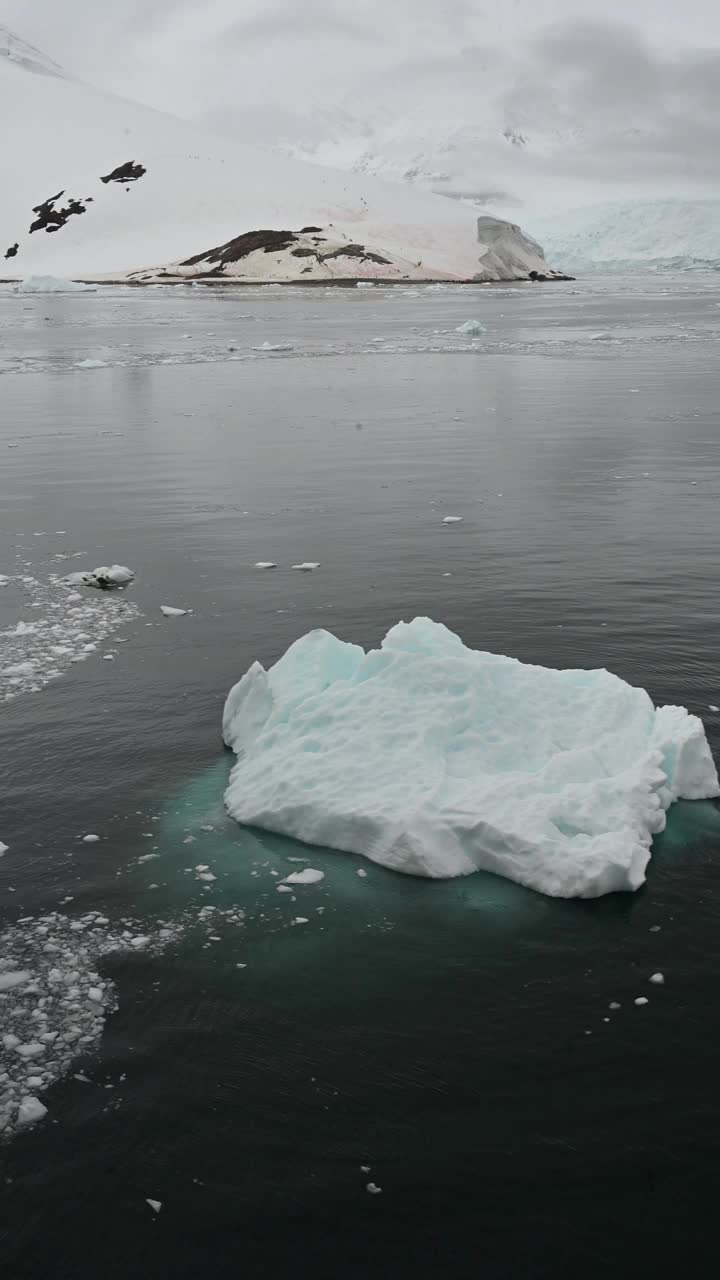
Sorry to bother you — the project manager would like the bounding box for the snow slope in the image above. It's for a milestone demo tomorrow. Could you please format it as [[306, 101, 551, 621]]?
[[531, 200, 720, 272], [223, 618, 719, 899], [0, 35, 563, 283]]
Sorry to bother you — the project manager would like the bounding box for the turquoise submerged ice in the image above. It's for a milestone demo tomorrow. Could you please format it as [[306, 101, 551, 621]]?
[[223, 619, 719, 898]]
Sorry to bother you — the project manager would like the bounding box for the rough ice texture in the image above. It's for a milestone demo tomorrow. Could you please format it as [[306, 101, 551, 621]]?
[[532, 199, 720, 272], [223, 618, 719, 899], [1, 40, 562, 283], [0, 910, 183, 1139]]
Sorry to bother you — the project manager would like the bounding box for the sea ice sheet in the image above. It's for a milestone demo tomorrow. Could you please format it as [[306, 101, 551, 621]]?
[[222, 618, 719, 898]]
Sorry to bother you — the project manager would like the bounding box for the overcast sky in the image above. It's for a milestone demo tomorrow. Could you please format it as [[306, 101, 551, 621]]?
[[2, 0, 719, 205]]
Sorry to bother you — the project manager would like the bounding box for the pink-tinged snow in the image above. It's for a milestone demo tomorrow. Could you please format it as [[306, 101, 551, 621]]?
[[0, 50, 553, 282]]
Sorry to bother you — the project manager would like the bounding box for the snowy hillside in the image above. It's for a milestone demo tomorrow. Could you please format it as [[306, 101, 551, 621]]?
[[0, 25, 64, 77], [532, 200, 720, 271], [0, 32, 567, 284]]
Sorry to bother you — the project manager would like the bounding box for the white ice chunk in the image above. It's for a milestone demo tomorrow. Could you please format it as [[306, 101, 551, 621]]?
[[634, 997, 649, 1006], [254, 562, 277, 570], [222, 617, 719, 899], [0, 971, 30, 991], [291, 562, 320, 571], [82, 834, 100, 844], [456, 320, 486, 336], [252, 342, 294, 352], [160, 606, 188, 617], [366, 1182, 383, 1195], [146, 1199, 162, 1214], [649, 972, 665, 985], [16, 1096, 48, 1127], [16, 276, 96, 294], [0, 842, 8, 856], [283, 868, 324, 885], [442, 516, 463, 524], [75, 359, 107, 369]]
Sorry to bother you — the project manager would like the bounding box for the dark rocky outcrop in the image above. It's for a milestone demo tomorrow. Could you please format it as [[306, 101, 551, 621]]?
[[29, 190, 88, 234], [100, 161, 146, 185], [319, 244, 391, 266], [182, 229, 300, 271]]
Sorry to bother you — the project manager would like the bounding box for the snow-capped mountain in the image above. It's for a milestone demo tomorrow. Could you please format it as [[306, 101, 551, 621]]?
[[0, 30, 566, 283]]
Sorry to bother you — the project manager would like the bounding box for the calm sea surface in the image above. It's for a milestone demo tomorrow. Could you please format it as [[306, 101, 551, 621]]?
[[1, 276, 720, 1278]]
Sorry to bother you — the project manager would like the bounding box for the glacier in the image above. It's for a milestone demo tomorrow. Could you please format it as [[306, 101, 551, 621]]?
[[531, 199, 720, 273], [223, 619, 719, 899]]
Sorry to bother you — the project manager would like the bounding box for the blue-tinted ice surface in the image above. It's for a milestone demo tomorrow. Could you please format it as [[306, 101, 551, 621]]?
[[223, 619, 720, 899]]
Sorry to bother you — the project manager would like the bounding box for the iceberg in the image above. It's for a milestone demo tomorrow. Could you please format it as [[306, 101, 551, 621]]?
[[16, 275, 96, 293], [223, 618, 719, 899]]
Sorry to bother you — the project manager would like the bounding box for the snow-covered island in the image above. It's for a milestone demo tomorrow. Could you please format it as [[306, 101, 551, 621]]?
[[0, 26, 570, 285], [222, 619, 719, 899]]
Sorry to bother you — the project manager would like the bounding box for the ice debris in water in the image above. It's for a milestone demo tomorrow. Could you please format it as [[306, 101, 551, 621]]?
[[590, 331, 614, 341], [0, 573, 138, 702], [456, 320, 486, 336], [442, 516, 463, 525], [16, 276, 97, 294], [254, 563, 277, 570], [160, 606, 188, 617], [634, 997, 649, 1006], [252, 342, 294, 353], [0, 842, 8, 857], [63, 565, 134, 590], [366, 1182, 383, 1195], [649, 972, 665, 985], [146, 1199, 162, 1214], [222, 617, 719, 899], [291, 563, 320, 571], [75, 359, 108, 369], [82, 834, 100, 844], [282, 868, 324, 886], [0, 911, 182, 1139]]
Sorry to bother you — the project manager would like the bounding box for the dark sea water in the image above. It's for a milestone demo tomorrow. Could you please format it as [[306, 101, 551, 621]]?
[[1, 277, 720, 1278]]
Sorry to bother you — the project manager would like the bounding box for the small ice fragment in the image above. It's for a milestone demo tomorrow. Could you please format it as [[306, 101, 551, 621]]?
[[442, 516, 463, 524], [82, 834, 100, 843], [87, 987, 103, 1002], [361, 1165, 371, 1173], [276, 885, 293, 893], [17, 1097, 48, 1127], [254, 562, 277, 570], [197, 872, 216, 882], [0, 841, 8, 856], [649, 926, 661, 932], [0, 972, 30, 991], [253, 342, 294, 353], [75, 358, 107, 369], [102, 655, 115, 661], [609, 1002, 621, 1010], [283, 868, 324, 886], [456, 320, 486, 336], [291, 562, 320, 571], [131, 936, 151, 948], [15, 1042, 46, 1058], [590, 331, 613, 341], [649, 972, 665, 985], [160, 606, 188, 617], [195, 864, 209, 872], [146, 1200, 162, 1214], [357, 869, 368, 878], [293, 917, 309, 925], [709, 705, 719, 712], [366, 1183, 382, 1195], [634, 997, 649, 1006]]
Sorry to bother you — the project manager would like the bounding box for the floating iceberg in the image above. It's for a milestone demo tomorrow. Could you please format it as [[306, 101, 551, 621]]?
[[223, 618, 719, 898], [16, 275, 96, 294]]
